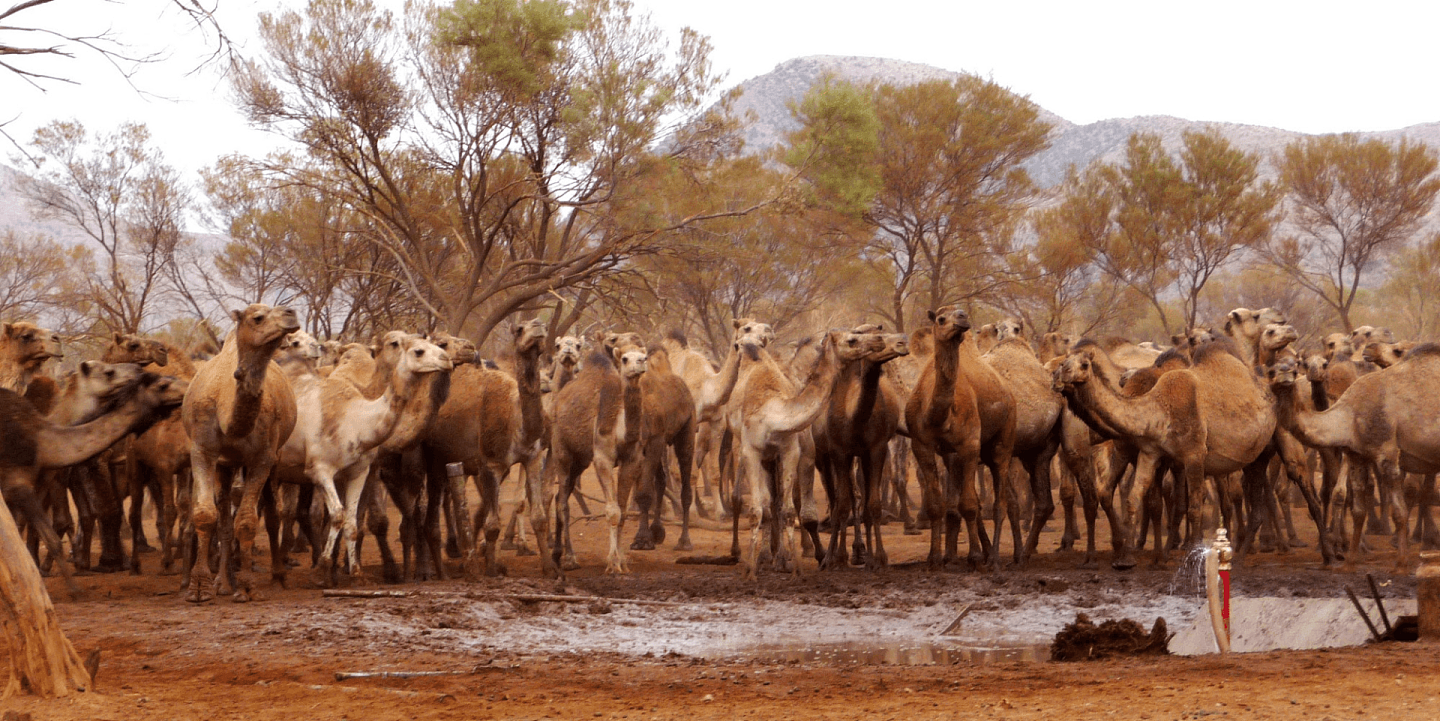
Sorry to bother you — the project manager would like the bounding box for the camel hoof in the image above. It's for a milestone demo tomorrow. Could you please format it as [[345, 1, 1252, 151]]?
[[485, 563, 508, 578], [93, 560, 125, 574], [445, 538, 462, 559], [1111, 557, 1137, 571], [562, 558, 581, 572], [651, 524, 667, 545], [500, 539, 518, 551], [514, 545, 537, 557], [1079, 558, 1099, 570], [673, 538, 694, 552], [865, 554, 889, 571], [629, 538, 656, 551], [1289, 539, 1308, 548]]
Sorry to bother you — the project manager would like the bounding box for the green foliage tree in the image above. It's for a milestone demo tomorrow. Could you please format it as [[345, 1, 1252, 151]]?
[[1260, 133, 1440, 331], [0, 229, 91, 322]]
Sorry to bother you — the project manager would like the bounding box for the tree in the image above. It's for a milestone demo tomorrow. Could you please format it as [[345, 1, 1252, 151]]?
[[994, 211, 1135, 336], [17, 120, 199, 334], [231, 0, 762, 343], [0, 229, 90, 322], [1378, 232, 1440, 339], [858, 77, 1050, 331], [1260, 133, 1440, 331], [1076, 129, 1279, 334]]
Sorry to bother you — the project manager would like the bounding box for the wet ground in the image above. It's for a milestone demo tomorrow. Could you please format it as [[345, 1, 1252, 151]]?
[[4, 485, 1436, 719]]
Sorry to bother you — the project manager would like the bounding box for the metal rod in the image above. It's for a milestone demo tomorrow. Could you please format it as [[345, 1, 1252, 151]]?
[[1366, 573, 1393, 634], [1345, 586, 1383, 642]]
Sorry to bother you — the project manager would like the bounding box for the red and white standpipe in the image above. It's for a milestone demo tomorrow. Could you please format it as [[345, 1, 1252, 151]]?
[[1205, 528, 1233, 653]]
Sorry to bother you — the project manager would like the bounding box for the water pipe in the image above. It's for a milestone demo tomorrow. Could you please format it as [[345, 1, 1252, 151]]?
[[1205, 528, 1233, 653]]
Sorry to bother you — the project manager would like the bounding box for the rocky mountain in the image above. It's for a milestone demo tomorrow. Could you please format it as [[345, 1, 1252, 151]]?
[[729, 55, 1440, 190]]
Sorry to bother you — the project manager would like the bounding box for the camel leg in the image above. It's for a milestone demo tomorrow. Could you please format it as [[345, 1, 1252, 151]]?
[[360, 471, 398, 583], [127, 453, 148, 575], [739, 449, 768, 580], [87, 459, 126, 574], [8, 471, 79, 598], [947, 452, 985, 569], [862, 443, 890, 570], [1235, 454, 1275, 563], [909, 439, 946, 571], [630, 436, 665, 551], [1344, 453, 1371, 571], [673, 425, 697, 552], [593, 443, 628, 575], [157, 465, 181, 575], [778, 444, 803, 577], [518, 456, 554, 578], [820, 452, 853, 571], [549, 455, 582, 576], [1121, 452, 1163, 567], [229, 460, 277, 601], [338, 466, 374, 581], [1022, 442, 1058, 566], [185, 450, 223, 603], [1377, 455, 1411, 572], [472, 465, 506, 577], [1056, 455, 1078, 552], [259, 479, 285, 590]]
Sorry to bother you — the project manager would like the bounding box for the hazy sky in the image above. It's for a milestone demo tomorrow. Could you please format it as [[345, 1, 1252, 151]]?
[[6, 0, 1439, 181]]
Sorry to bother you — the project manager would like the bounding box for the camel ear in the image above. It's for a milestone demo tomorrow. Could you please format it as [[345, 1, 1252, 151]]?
[[114, 332, 126, 344], [926, 310, 937, 323], [231, 309, 244, 324], [1, 323, 12, 338], [513, 325, 526, 338], [732, 319, 742, 330], [80, 360, 95, 376], [369, 345, 379, 357]]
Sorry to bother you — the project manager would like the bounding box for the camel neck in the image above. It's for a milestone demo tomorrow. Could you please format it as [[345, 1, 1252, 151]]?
[[699, 345, 743, 419], [515, 346, 545, 454], [850, 360, 885, 436], [228, 341, 278, 439], [770, 338, 844, 435], [1070, 373, 1158, 444], [1274, 382, 1353, 450], [37, 399, 155, 468], [381, 371, 451, 454], [925, 332, 962, 430], [620, 375, 643, 452]]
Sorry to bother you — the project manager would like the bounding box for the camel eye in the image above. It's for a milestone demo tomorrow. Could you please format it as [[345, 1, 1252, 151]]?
[[413, 349, 424, 357]]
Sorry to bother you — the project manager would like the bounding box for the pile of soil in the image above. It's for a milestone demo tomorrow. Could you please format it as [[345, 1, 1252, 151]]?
[[1050, 613, 1170, 661]]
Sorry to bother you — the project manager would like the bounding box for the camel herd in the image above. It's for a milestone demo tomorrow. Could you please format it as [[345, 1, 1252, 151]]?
[[0, 301, 1436, 603]]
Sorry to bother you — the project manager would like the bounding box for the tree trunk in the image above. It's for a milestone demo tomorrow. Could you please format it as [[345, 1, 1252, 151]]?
[[0, 500, 90, 698]]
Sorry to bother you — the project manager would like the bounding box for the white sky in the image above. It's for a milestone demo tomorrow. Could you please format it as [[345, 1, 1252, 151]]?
[[6, 0, 1440, 185]]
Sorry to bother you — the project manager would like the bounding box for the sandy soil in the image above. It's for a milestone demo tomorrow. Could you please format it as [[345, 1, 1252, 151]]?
[[3, 488, 1436, 720]]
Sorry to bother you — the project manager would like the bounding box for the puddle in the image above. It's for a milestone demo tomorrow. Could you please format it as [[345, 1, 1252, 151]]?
[[699, 640, 1051, 666]]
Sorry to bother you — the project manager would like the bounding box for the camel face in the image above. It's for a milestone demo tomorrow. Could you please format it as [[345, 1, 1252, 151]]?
[[429, 332, 477, 365], [111, 332, 169, 366], [1260, 324, 1298, 353], [1053, 352, 1093, 389], [994, 318, 1025, 341], [731, 319, 774, 349], [926, 306, 971, 342], [140, 372, 190, 409], [615, 348, 647, 379], [1322, 333, 1352, 361], [1303, 354, 1329, 383], [1363, 341, 1410, 369], [515, 320, 548, 355], [828, 330, 881, 363], [77, 360, 145, 401], [553, 336, 583, 368], [4, 321, 62, 364], [319, 340, 343, 367], [1266, 357, 1298, 389], [871, 333, 909, 362], [230, 304, 301, 349], [399, 337, 454, 374], [279, 330, 324, 364]]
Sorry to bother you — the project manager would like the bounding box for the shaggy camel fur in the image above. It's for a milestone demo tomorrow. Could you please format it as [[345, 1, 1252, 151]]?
[[730, 329, 878, 579], [181, 304, 300, 603], [814, 329, 908, 569], [424, 320, 551, 577], [1, 371, 187, 596], [0, 321, 63, 394], [1055, 339, 1278, 565], [905, 306, 1018, 570], [280, 335, 451, 584], [550, 341, 648, 575], [982, 335, 1064, 565], [1268, 346, 1440, 571]]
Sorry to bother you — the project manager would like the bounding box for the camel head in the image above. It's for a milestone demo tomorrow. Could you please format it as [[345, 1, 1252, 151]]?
[[1224, 307, 1288, 342], [76, 361, 146, 405], [870, 333, 910, 363], [514, 319, 548, 356], [829, 329, 884, 363], [553, 336, 583, 369], [374, 330, 422, 371], [926, 306, 971, 342], [1322, 333, 1353, 361], [336, 343, 373, 365], [1351, 325, 1395, 348], [1260, 324, 1299, 353], [995, 318, 1026, 342], [975, 323, 999, 352], [1363, 341, 1412, 369], [732, 319, 774, 351], [1052, 350, 1094, 391], [230, 304, 300, 351], [612, 345, 647, 380], [398, 337, 454, 376], [3, 321, 62, 365], [1265, 356, 1299, 390], [1036, 331, 1073, 363], [319, 340, 343, 367], [1303, 354, 1328, 383], [109, 332, 168, 367], [277, 330, 324, 366], [429, 331, 478, 365]]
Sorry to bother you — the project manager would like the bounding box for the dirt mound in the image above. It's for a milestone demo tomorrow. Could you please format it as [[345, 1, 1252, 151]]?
[[1050, 613, 1170, 662]]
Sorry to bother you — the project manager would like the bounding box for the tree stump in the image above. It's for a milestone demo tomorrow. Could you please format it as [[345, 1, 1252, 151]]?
[[0, 498, 90, 698]]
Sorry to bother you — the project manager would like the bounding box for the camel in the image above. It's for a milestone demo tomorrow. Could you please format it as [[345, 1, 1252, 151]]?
[[1, 370, 187, 596], [1054, 338, 1281, 565], [1267, 346, 1440, 571], [628, 344, 699, 552], [1036, 332, 1074, 364], [0, 321, 63, 394], [550, 339, 648, 575], [660, 329, 745, 522], [1364, 341, 1418, 369], [424, 320, 551, 577], [180, 303, 300, 603], [729, 328, 880, 579], [905, 306, 1018, 570], [813, 328, 909, 569], [1221, 307, 1288, 366], [982, 335, 1064, 565], [279, 334, 451, 585], [1256, 324, 1299, 367]]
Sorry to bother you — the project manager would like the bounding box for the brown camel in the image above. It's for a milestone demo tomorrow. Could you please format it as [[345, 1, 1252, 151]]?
[[656, 329, 743, 524], [1054, 338, 1278, 565], [628, 344, 699, 552], [729, 328, 879, 579], [982, 335, 1064, 565], [1364, 341, 1417, 369], [1036, 332, 1074, 364], [1, 370, 187, 596], [423, 320, 552, 577], [1267, 347, 1440, 571], [905, 306, 1018, 570], [550, 338, 648, 575], [180, 304, 300, 603], [1, 321, 63, 394], [1221, 307, 1288, 366], [280, 335, 451, 585], [813, 328, 909, 570]]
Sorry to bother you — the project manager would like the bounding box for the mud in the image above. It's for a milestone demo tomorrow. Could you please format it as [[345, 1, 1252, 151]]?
[[4, 485, 1437, 719], [1049, 613, 1169, 661]]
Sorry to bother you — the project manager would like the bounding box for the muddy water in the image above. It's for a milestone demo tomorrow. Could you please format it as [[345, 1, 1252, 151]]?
[[700, 640, 1051, 665]]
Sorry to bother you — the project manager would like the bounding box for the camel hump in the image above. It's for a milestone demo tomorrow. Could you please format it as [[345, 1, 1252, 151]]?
[[1401, 342, 1440, 363], [665, 328, 689, 348], [1192, 336, 1244, 365]]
